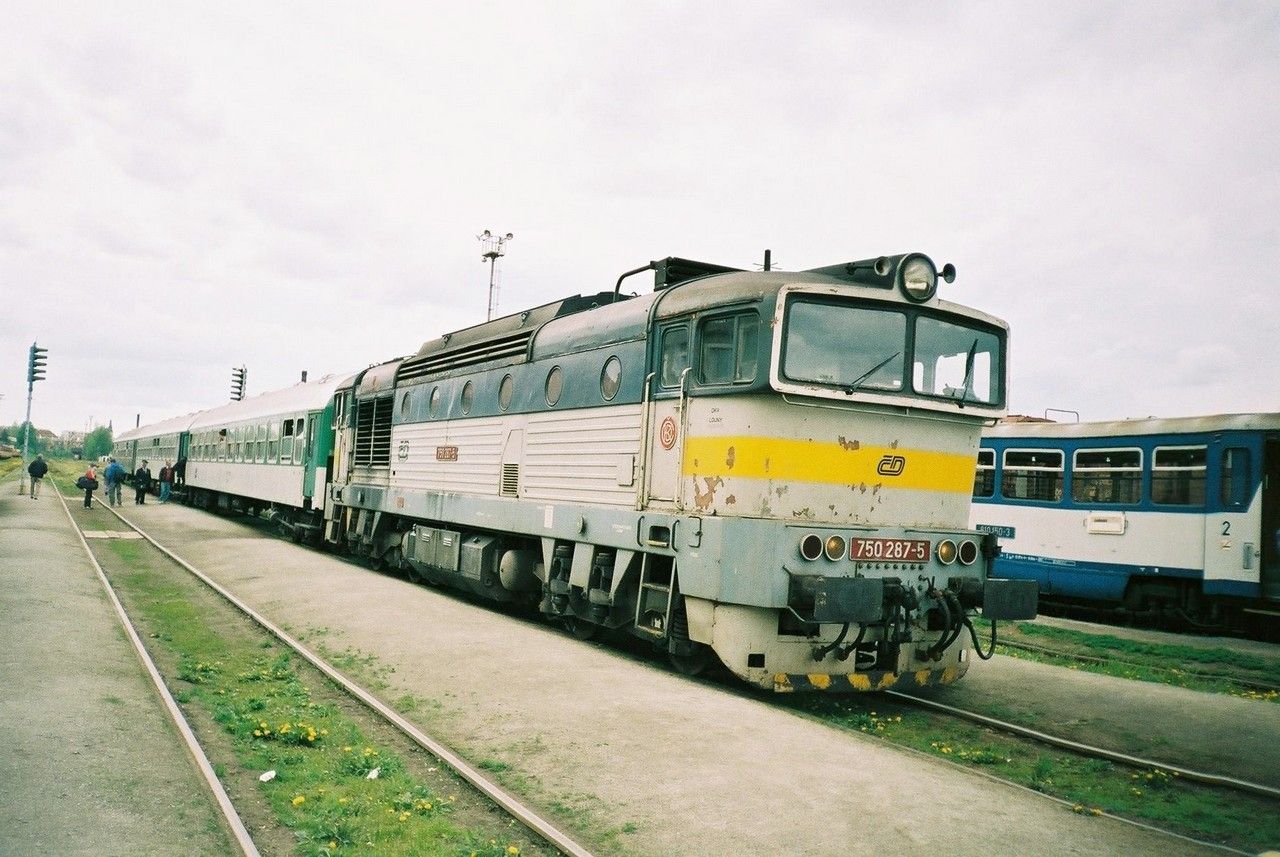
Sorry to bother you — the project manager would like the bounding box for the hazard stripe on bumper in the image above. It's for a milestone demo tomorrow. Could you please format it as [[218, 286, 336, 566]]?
[[773, 665, 962, 693]]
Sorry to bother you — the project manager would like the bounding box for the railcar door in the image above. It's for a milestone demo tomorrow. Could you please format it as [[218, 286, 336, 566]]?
[[1262, 438, 1280, 601], [1203, 441, 1262, 598]]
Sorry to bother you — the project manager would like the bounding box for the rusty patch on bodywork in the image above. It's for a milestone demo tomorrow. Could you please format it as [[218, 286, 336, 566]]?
[[726, 446, 736, 469], [726, 494, 736, 505], [837, 436, 861, 451], [693, 475, 724, 511]]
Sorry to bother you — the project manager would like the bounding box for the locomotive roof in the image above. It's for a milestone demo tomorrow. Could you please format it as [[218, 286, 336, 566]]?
[[187, 372, 354, 430], [984, 412, 1280, 441]]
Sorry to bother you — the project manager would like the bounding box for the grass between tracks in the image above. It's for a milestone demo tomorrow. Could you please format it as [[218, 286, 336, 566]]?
[[781, 693, 1280, 853], [98, 534, 541, 857], [976, 617, 1280, 702]]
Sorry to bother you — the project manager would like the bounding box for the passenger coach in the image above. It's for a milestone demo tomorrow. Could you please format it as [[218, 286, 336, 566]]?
[[183, 373, 349, 539], [325, 254, 1037, 691]]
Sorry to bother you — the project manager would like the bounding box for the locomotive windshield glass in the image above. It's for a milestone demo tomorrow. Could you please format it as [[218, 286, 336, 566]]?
[[781, 296, 1004, 406], [911, 316, 1002, 405], [783, 302, 905, 391]]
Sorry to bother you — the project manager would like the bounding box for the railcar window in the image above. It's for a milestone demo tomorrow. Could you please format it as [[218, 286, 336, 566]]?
[[784, 302, 905, 390], [401, 392, 411, 415], [659, 326, 690, 388], [461, 381, 475, 415], [1071, 448, 1142, 504], [600, 356, 622, 401], [258, 424, 267, 462], [499, 374, 514, 410], [545, 366, 563, 406], [1001, 449, 1063, 502], [973, 449, 995, 498], [699, 314, 759, 385], [281, 419, 295, 464], [429, 386, 441, 417], [269, 421, 280, 462], [1221, 447, 1251, 507], [912, 317, 1001, 405], [1151, 446, 1206, 505]]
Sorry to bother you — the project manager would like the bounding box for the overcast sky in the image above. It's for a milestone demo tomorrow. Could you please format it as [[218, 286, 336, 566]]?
[[3, 2, 1277, 435]]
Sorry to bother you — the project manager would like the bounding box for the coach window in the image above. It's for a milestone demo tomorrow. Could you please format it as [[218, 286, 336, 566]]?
[[281, 419, 295, 464], [429, 386, 441, 418], [1221, 447, 1251, 507], [461, 381, 475, 415], [600, 356, 622, 401], [545, 366, 563, 406], [1001, 449, 1063, 502], [296, 417, 306, 465], [699, 313, 758, 385], [659, 325, 690, 388], [258, 424, 268, 462], [1072, 449, 1142, 505], [401, 391, 412, 416], [1152, 446, 1206, 506], [973, 449, 995, 498], [269, 421, 280, 462], [499, 374, 514, 410]]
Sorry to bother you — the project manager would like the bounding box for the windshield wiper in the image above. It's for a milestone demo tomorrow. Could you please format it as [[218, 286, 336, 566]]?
[[843, 352, 901, 394], [953, 338, 978, 406]]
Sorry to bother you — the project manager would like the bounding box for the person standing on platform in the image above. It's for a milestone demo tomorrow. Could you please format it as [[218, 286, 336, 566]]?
[[134, 460, 152, 505], [103, 457, 126, 507], [78, 464, 98, 509], [174, 456, 186, 487], [158, 460, 174, 503], [26, 454, 48, 499]]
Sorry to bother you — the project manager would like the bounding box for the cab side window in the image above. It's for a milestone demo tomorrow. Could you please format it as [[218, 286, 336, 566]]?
[[659, 325, 690, 389], [699, 313, 759, 385]]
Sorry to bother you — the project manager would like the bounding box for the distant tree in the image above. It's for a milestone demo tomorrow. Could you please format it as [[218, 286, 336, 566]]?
[[84, 426, 114, 460], [2, 422, 45, 456]]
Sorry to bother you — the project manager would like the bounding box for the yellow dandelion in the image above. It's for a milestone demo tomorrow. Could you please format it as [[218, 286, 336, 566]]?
[[338, 797, 349, 805], [291, 795, 306, 807], [507, 846, 520, 856], [343, 746, 353, 753]]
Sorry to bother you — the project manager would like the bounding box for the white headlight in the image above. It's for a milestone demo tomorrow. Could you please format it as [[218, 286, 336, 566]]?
[[899, 255, 938, 302]]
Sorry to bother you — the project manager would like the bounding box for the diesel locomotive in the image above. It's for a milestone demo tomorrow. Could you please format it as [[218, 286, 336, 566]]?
[[120, 252, 1038, 691]]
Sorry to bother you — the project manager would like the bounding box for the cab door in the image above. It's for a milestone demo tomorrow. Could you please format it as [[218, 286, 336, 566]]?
[[644, 323, 690, 506]]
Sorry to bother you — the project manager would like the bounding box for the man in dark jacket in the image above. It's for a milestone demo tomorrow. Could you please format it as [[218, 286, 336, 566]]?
[[134, 460, 152, 505], [27, 455, 48, 498]]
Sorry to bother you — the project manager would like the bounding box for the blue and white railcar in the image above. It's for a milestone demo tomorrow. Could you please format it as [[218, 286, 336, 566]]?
[[184, 373, 351, 537], [970, 413, 1280, 625], [113, 412, 200, 478], [326, 254, 1036, 692]]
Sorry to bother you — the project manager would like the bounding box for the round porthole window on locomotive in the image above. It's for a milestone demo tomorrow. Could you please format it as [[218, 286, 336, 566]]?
[[600, 356, 621, 401], [461, 381, 475, 414], [429, 386, 440, 416], [545, 366, 563, 406], [499, 374, 514, 410]]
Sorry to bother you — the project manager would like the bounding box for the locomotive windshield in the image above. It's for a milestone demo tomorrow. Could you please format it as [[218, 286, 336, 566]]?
[[781, 297, 1004, 406]]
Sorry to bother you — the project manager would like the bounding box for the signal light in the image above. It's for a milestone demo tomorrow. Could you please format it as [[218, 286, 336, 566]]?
[[231, 365, 247, 401], [27, 343, 48, 384]]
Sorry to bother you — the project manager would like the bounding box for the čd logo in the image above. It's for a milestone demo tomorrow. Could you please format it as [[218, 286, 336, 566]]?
[[876, 455, 906, 476]]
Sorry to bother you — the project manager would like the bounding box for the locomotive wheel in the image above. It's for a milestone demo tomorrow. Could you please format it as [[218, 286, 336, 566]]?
[[668, 642, 714, 676], [563, 616, 598, 640]]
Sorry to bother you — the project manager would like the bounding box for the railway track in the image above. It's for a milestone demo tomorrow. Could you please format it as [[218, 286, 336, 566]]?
[[65, 486, 594, 857], [994, 638, 1280, 697], [883, 689, 1280, 801]]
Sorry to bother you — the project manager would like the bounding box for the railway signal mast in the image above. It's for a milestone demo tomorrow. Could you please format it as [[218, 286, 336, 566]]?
[[478, 229, 513, 321], [231, 365, 248, 401], [18, 342, 48, 495]]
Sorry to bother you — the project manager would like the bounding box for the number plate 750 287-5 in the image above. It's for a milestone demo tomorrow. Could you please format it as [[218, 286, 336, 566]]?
[[849, 538, 930, 562]]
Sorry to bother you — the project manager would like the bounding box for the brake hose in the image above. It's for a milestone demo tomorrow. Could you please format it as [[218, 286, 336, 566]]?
[[963, 615, 997, 660]]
